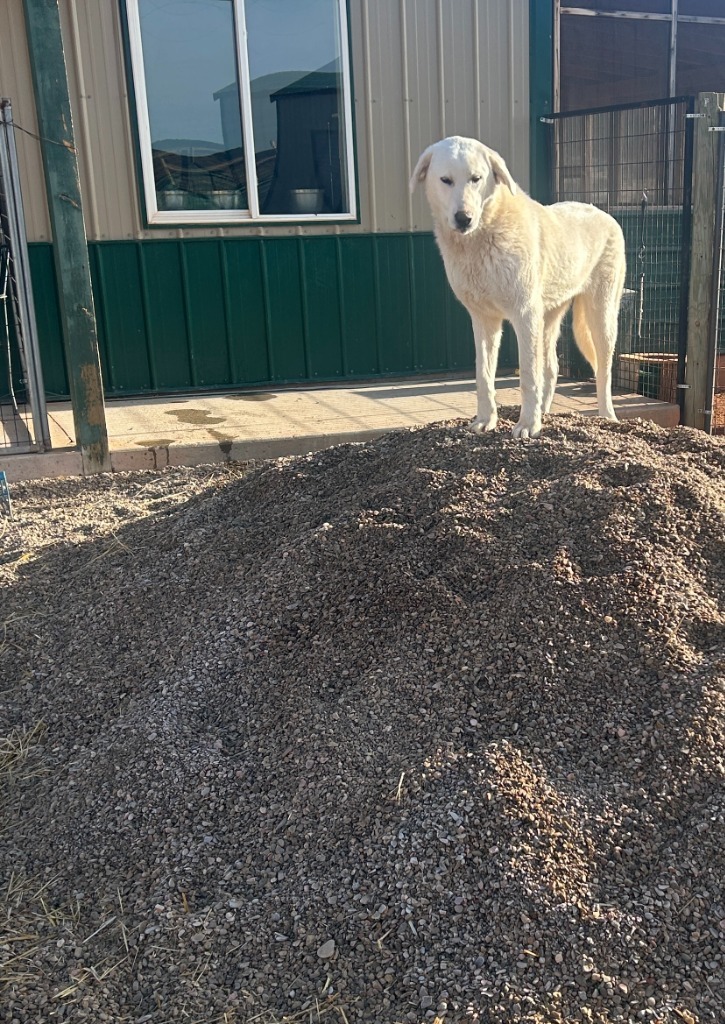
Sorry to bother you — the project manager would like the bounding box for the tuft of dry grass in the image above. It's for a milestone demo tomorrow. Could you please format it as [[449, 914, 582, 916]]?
[[244, 995, 344, 1024], [0, 872, 85, 993], [0, 719, 46, 790]]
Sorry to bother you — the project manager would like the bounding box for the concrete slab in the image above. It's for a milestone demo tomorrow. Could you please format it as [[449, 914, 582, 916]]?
[[1, 376, 680, 482]]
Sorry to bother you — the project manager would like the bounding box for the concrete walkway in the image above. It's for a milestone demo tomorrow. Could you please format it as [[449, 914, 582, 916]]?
[[2, 375, 679, 482]]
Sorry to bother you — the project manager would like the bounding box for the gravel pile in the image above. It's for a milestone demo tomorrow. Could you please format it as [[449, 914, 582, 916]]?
[[1, 413, 724, 1024]]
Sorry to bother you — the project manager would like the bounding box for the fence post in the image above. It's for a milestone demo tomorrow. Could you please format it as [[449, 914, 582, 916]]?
[[22, 0, 111, 473], [683, 93, 723, 429]]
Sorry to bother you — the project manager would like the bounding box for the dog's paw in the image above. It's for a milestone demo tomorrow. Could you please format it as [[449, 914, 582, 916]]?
[[467, 415, 498, 434], [512, 419, 542, 440]]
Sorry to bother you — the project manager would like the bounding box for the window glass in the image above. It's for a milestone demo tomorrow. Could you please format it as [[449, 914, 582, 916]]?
[[560, 14, 670, 110], [563, 1, 671, 12], [676, 22, 725, 93], [679, 1, 725, 16], [245, 0, 349, 215], [138, 0, 247, 213]]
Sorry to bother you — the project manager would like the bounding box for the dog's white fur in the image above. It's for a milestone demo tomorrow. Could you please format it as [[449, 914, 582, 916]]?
[[410, 136, 626, 438]]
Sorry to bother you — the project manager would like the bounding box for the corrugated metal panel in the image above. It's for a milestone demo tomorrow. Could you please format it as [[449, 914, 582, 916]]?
[[30, 234, 477, 397], [26, 244, 66, 397], [2, 0, 529, 243], [59, 0, 144, 242], [355, 0, 530, 236], [0, 0, 51, 241]]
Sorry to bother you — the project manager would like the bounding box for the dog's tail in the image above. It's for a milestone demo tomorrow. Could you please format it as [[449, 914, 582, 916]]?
[[572, 295, 597, 375]]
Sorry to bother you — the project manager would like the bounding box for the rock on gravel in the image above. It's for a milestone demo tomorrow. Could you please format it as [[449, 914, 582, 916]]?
[[0, 413, 724, 1024]]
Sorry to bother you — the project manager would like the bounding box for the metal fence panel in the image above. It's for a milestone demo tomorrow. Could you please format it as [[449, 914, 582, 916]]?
[[0, 99, 49, 454], [546, 98, 695, 411]]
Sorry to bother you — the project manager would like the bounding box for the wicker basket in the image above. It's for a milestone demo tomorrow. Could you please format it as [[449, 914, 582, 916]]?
[[616, 352, 678, 403]]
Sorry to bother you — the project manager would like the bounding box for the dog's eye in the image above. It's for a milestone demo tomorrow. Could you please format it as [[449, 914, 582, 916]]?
[[470, 175, 482, 184], [440, 176, 453, 186]]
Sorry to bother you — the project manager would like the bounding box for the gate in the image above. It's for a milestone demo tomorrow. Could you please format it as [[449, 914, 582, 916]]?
[[0, 98, 49, 454], [544, 98, 695, 415]]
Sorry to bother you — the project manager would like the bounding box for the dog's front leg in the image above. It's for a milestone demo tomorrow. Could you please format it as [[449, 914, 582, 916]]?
[[468, 314, 503, 434], [511, 309, 544, 439]]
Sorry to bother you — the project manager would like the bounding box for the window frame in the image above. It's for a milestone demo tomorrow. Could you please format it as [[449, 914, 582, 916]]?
[[124, 0, 358, 226]]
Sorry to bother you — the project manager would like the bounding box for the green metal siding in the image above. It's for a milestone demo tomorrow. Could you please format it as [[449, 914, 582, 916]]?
[[376, 235, 413, 374], [138, 240, 193, 389], [184, 242, 235, 387], [30, 233, 500, 400], [338, 236, 379, 377], [262, 239, 307, 382], [91, 241, 152, 393], [301, 237, 344, 380], [28, 243, 67, 398]]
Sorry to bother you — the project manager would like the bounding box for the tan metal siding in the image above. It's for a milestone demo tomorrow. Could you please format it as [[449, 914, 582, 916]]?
[[59, 0, 144, 242], [404, 1, 530, 233], [0, 0, 51, 241], [2, 0, 529, 243]]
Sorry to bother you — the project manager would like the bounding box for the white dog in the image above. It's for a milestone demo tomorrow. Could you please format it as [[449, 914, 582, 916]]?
[[410, 136, 626, 438]]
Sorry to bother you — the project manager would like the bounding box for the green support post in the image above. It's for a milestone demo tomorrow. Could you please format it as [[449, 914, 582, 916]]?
[[529, 0, 554, 204], [23, 0, 110, 473]]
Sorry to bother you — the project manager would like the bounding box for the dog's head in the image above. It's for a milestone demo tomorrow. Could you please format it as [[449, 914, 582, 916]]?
[[410, 136, 517, 235]]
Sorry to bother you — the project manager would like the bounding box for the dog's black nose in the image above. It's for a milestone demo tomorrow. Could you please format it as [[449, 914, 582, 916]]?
[[454, 211, 472, 230]]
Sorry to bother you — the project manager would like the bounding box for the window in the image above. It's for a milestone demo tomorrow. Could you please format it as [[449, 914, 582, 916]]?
[[679, 1, 725, 14], [676, 22, 725, 94], [559, 15, 670, 110], [558, 2, 725, 111], [126, 0, 356, 224]]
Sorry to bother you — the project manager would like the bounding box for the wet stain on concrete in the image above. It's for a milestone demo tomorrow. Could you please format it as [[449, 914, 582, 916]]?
[[227, 393, 274, 402], [165, 409, 225, 425], [208, 428, 237, 451], [134, 439, 174, 448]]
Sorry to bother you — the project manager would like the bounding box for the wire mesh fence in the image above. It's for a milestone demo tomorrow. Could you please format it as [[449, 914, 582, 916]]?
[[0, 98, 48, 454], [0, 167, 33, 451], [546, 98, 694, 409]]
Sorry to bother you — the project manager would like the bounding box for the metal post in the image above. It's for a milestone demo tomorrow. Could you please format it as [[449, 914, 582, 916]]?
[[0, 100, 50, 450], [22, 0, 110, 473], [676, 96, 695, 419]]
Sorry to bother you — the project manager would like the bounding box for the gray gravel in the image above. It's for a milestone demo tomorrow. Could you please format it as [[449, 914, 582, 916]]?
[[0, 412, 724, 1024]]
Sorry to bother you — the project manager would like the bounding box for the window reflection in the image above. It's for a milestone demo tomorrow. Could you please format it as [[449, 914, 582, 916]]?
[[245, 0, 349, 215], [139, 0, 248, 212]]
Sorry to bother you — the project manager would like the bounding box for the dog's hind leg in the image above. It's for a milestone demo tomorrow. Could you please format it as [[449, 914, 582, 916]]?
[[468, 314, 503, 433], [542, 304, 569, 414], [579, 291, 619, 421]]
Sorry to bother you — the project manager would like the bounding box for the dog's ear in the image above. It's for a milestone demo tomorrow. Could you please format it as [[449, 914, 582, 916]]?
[[410, 145, 435, 193], [489, 151, 517, 195]]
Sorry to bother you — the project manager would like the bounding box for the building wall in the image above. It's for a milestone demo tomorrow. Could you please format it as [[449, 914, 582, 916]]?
[[0, 0, 530, 396], [1, 0, 530, 241], [0, 0, 48, 242]]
